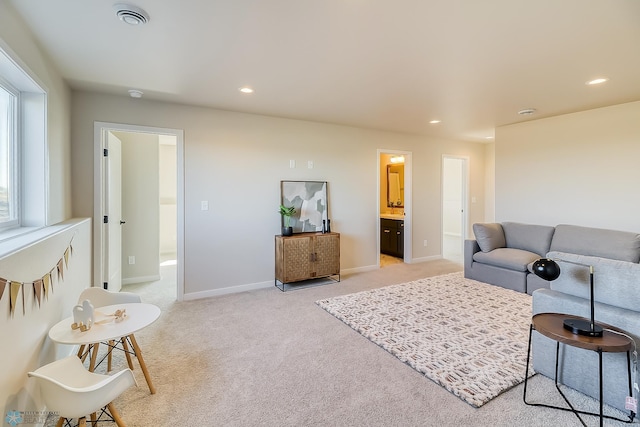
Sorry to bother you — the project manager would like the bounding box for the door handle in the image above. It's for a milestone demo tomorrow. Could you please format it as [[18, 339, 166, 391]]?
[[120, 220, 126, 225]]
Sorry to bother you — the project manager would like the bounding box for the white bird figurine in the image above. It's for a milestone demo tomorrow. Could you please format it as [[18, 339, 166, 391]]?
[[72, 299, 95, 331]]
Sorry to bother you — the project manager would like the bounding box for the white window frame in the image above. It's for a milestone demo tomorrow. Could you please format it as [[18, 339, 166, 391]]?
[[0, 41, 47, 242], [0, 78, 20, 231]]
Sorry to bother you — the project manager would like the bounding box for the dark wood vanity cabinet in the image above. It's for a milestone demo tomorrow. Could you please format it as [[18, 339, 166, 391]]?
[[381, 218, 404, 258]]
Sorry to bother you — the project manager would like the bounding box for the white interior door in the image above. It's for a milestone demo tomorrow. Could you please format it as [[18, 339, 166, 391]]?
[[442, 156, 467, 263], [105, 132, 123, 291]]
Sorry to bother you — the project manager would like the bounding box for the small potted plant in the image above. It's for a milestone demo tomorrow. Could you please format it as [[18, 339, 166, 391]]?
[[279, 205, 296, 236]]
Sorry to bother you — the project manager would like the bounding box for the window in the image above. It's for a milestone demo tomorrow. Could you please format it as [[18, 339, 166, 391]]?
[[0, 81, 18, 230], [0, 43, 47, 238]]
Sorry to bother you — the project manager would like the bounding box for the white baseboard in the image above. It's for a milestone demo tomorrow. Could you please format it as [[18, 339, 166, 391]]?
[[341, 265, 378, 275], [183, 280, 273, 300], [122, 275, 162, 285], [410, 255, 442, 263]]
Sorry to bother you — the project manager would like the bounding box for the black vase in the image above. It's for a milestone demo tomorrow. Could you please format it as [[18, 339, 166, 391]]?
[[282, 226, 293, 236]]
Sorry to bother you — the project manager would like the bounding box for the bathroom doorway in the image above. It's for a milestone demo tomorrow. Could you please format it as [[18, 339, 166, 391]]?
[[378, 150, 412, 267]]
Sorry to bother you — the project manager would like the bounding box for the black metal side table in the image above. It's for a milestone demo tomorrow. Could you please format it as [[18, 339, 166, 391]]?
[[523, 313, 636, 426]]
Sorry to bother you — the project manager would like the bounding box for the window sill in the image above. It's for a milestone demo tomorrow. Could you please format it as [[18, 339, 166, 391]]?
[[0, 222, 81, 260]]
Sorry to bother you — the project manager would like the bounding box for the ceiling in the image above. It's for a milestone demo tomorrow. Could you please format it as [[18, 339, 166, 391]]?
[[8, 0, 640, 141]]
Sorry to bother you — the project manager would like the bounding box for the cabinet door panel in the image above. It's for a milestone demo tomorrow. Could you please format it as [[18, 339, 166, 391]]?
[[282, 237, 312, 282], [314, 234, 340, 277]]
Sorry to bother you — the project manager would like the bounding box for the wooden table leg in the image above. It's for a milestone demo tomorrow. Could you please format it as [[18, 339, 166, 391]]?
[[128, 334, 156, 394], [121, 337, 135, 370], [77, 344, 86, 359], [79, 417, 87, 427], [108, 339, 115, 372], [88, 342, 100, 372], [55, 417, 64, 427]]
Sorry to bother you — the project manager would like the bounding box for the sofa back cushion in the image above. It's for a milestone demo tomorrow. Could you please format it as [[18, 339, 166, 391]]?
[[472, 223, 505, 252], [550, 224, 640, 263], [548, 251, 640, 311], [502, 222, 555, 257]]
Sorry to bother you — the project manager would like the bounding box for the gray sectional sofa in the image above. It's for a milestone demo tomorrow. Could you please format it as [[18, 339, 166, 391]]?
[[465, 221, 640, 412]]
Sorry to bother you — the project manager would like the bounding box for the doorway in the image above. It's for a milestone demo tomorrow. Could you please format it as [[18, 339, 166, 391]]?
[[94, 122, 185, 301], [441, 156, 468, 263], [378, 150, 412, 267]]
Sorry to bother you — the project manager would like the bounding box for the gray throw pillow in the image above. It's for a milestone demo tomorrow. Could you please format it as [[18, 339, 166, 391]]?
[[473, 223, 506, 252]]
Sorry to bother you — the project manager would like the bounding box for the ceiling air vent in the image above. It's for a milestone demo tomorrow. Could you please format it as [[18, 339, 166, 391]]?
[[113, 4, 149, 25]]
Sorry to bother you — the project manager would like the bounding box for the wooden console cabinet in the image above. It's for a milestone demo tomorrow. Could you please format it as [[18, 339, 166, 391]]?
[[275, 232, 340, 291]]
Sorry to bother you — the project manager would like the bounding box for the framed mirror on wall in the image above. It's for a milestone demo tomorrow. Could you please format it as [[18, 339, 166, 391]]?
[[387, 164, 404, 208]]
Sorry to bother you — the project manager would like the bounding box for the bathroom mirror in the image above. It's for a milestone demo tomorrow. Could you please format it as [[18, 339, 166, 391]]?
[[387, 164, 404, 208]]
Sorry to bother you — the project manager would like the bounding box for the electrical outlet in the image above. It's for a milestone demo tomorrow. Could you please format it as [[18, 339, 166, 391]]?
[[128, 256, 135, 265], [423, 240, 428, 247], [308, 160, 314, 169]]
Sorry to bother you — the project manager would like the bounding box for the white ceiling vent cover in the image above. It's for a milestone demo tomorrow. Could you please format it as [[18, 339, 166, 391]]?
[[113, 4, 149, 25]]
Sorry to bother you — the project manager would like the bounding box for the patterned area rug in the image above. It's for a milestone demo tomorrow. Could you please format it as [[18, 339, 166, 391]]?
[[316, 272, 534, 407]]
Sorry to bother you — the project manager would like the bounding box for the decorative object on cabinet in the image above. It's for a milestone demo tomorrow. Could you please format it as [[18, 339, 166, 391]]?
[[275, 232, 340, 291], [280, 181, 328, 233], [278, 205, 296, 236]]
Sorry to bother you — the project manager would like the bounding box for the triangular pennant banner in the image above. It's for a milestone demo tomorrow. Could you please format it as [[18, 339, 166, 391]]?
[[21, 283, 25, 315], [34, 280, 43, 307], [0, 278, 6, 301], [10, 282, 21, 317], [57, 259, 64, 281], [43, 274, 50, 298], [64, 247, 70, 267]]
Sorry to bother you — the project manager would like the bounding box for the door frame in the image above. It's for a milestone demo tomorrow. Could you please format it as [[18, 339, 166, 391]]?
[[441, 155, 469, 259], [93, 122, 185, 301], [377, 149, 412, 265]]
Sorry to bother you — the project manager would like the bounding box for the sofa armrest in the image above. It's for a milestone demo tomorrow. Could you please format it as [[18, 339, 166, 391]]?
[[464, 239, 480, 270]]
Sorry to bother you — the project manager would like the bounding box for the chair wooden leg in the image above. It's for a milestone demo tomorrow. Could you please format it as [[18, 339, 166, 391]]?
[[108, 339, 115, 372], [55, 417, 64, 427], [77, 344, 86, 359], [121, 337, 134, 370], [80, 344, 90, 362], [79, 417, 87, 427], [90, 412, 97, 424], [107, 402, 127, 427]]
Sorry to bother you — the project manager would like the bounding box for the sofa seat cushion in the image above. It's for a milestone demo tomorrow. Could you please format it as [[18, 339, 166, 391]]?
[[547, 251, 640, 311], [550, 224, 640, 263], [473, 248, 541, 272]]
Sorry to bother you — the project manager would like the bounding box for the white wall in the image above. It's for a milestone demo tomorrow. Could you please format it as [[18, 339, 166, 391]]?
[[115, 132, 161, 284], [159, 140, 177, 256], [0, 218, 91, 417], [495, 101, 640, 232], [71, 92, 487, 297], [0, 0, 72, 224]]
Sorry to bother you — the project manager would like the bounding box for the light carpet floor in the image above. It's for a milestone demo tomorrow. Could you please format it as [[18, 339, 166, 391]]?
[[56, 259, 634, 426], [316, 272, 534, 407]]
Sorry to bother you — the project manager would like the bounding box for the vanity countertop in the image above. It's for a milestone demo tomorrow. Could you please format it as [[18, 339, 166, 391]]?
[[380, 214, 404, 220]]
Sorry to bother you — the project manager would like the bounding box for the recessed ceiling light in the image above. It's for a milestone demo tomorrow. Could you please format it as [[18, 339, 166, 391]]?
[[429, 120, 441, 124], [128, 89, 143, 98], [518, 108, 536, 116], [586, 78, 609, 85], [485, 136, 494, 140], [113, 4, 149, 25], [239, 87, 254, 94]]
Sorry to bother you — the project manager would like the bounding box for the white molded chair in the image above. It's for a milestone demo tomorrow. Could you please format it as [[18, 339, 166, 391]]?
[[28, 356, 136, 427], [77, 287, 142, 373], [78, 287, 141, 307]]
